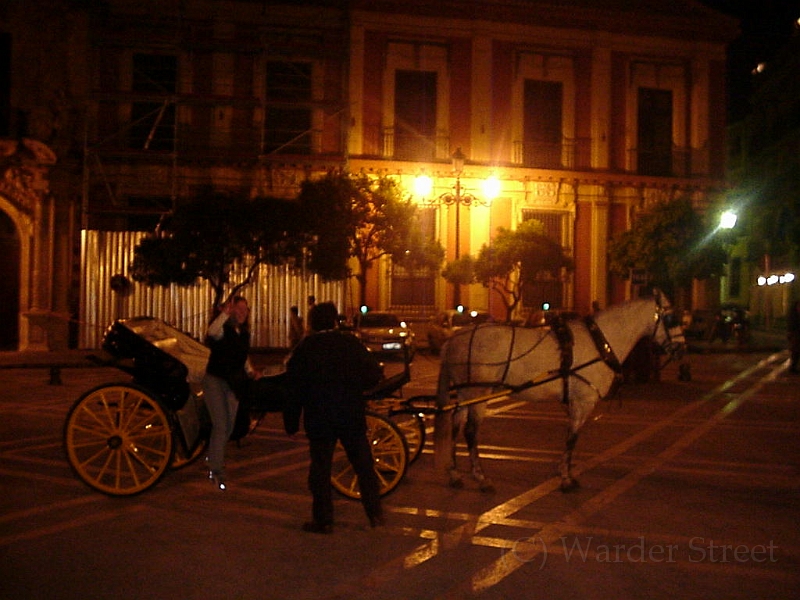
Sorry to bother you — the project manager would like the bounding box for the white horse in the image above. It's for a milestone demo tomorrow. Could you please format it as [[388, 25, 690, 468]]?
[[434, 291, 685, 492]]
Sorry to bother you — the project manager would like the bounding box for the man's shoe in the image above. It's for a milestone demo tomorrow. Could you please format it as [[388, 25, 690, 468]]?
[[302, 521, 333, 534]]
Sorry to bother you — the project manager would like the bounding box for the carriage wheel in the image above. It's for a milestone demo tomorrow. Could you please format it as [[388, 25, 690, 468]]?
[[388, 410, 425, 464], [64, 383, 174, 496], [331, 412, 408, 499]]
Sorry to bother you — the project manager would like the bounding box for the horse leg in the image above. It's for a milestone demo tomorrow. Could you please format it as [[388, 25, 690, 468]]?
[[559, 430, 580, 492], [464, 404, 494, 493], [447, 408, 466, 487]]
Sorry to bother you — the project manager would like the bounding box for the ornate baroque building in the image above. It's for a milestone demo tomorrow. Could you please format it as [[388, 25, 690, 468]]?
[[0, 0, 738, 350]]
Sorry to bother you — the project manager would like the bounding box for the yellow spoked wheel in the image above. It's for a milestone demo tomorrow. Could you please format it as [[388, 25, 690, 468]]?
[[64, 383, 174, 496], [331, 412, 408, 499], [388, 411, 425, 464]]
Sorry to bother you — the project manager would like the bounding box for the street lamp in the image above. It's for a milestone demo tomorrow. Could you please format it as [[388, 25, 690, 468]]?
[[418, 147, 499, 306], [719, 210, 738, 230]]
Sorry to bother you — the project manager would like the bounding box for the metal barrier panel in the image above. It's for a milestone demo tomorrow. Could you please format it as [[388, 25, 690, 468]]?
[[80, 230, 344, 349]]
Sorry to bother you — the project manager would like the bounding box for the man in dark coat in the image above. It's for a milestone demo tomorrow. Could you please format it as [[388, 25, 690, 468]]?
[[284, 301, 384, 533]]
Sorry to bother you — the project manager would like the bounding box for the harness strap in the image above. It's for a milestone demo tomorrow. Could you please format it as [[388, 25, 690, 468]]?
[[501, 325, 516, 384], [583, 315, 622, 373], [552, 316, 575, 404]]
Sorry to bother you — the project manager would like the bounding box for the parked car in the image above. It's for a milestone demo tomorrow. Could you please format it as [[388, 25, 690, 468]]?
[[427, 309, 493, 354], [352, 311, 415, 358]]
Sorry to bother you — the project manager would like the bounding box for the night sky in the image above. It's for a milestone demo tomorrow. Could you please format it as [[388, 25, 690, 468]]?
[[699, 0, 798, 122]]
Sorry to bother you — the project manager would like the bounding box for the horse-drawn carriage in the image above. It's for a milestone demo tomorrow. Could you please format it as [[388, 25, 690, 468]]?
[[63, 316, 423, 498], [64, 292, 685, 498]]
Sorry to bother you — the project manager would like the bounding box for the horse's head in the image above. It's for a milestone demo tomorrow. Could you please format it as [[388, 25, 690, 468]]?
[[651, 290, 687, 368]]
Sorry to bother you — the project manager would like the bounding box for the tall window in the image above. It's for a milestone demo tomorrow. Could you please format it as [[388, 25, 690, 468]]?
[[523, 80, 563, 168], [129, 54, 177, 151], [394, 70, 437, 160], [264, 61, 312, 155], [391, 207, 437, 309], [637, 88, 673, 176], [520, 210, 569, 309]]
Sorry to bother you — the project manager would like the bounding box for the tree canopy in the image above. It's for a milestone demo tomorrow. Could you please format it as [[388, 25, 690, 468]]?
[[607, 197, 729, 298], [130, 190, 303, 308], [130, 172, 439, 310], [443, 219, 573, 322], [744, 170, 800, 264], [298, 171, 442, 306]]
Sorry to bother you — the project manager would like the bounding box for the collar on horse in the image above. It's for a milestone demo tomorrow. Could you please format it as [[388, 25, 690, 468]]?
[[550, 314, 624, 403]]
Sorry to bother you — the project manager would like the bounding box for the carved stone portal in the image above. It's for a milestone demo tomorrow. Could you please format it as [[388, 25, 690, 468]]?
[[0, 138, 66, 351]]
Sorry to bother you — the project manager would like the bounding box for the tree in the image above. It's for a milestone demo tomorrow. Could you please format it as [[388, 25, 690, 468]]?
[[131, 190, 303, 308], [297, 171, 437, 307], [607, 197, 729, 299], [745, 170, 800, 266], [443, 220, 573, 322]]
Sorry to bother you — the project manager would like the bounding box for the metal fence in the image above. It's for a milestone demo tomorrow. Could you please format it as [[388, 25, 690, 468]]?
[[79, 230, 344, 349]]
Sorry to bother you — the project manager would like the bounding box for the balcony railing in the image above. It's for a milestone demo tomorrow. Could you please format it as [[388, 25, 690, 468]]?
[[627, 146, 693, 177], [90, 122, 334, 160], [512, 137, 591, 170], [360, 126, 451, 161]]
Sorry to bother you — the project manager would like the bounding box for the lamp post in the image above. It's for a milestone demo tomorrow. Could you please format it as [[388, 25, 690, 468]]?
[[421, 147, 498, 307]]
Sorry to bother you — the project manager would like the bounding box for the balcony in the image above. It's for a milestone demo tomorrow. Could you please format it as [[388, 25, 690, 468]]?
[[627, 146, 693, 177], [360, 126, 452, 161], [512, 137, 591, 170]]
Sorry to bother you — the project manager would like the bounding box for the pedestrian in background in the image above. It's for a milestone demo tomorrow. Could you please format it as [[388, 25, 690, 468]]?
[[288, 305, 303, 350], [203, 296, 260, 490], [284, 301, 385, 533], [305, 295, 316, 335], [788, 300, 800, 374]]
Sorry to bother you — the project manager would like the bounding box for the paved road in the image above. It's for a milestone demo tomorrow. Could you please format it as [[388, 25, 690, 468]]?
[[1, 348, 798, 599]]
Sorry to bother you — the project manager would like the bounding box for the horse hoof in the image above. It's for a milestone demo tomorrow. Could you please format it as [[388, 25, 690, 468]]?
[[479, 480, 496, 493], [449, 477, 464, 489], [560, 478, 580, 493]]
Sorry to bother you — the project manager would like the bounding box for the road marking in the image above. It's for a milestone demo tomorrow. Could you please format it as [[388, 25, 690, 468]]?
[[458, 355, 787, 595], [343, 353, 787, 598]]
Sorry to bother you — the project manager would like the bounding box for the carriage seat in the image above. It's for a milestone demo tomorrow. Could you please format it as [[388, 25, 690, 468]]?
[[120, 317, 210, 383]]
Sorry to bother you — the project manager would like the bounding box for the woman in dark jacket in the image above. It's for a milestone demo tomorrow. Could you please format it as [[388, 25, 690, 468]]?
[[284, 301, 384, 533]]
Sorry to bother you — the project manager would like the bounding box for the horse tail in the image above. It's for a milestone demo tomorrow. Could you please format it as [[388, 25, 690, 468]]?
[[433, 345, 455, 471]]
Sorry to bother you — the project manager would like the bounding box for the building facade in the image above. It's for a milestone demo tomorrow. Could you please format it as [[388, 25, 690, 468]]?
[[0, 0, 738, 349]]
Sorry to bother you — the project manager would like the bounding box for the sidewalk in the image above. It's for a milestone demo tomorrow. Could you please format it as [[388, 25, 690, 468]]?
[[685, 327, 788, 354], [0, 329, 788, 371]]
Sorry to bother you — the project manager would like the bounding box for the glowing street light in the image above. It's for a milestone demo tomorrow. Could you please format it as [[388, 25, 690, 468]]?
[[719, 210, 737, 229], [414, 148, 500, 306]]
